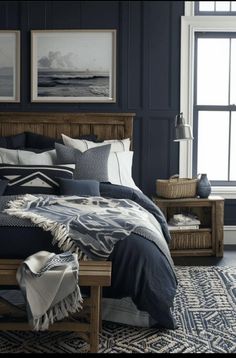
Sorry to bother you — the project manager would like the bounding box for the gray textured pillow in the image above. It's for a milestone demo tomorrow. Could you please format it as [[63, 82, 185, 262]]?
[[55, 143, 75, 164], [55, 143, 111, 182]]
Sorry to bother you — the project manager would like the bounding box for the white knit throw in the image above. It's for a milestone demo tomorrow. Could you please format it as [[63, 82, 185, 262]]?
[[16, 251, 83, 331]]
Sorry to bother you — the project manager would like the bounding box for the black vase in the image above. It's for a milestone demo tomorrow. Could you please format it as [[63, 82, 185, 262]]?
[[197, 174, 211, 198]]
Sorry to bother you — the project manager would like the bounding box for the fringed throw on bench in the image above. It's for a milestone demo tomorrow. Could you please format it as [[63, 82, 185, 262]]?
[[16, 250, 83, 331]]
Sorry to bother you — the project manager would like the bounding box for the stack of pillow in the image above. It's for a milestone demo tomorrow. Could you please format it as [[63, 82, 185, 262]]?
[[0, 131, 139, 196]]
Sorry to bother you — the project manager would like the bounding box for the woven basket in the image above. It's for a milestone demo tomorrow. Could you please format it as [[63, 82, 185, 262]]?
[[156, 176, 198, 199], [169, 231, 211, 250]]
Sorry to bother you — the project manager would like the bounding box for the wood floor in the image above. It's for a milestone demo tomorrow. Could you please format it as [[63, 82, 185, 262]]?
[[173, 245, 236, 267]]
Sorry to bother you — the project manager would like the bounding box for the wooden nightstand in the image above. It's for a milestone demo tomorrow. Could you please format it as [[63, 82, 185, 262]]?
[[153, 196, 224, 257]]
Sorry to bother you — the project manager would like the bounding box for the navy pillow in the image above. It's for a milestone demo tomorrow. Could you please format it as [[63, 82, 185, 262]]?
[[25, 132, 63, 149], [58, 178, 100, 196], [22, 147, 54, 153], [25, 132, 98, 150], [0, 164, 74, 195], [0, 179, 8, 195], [77, 134, 98, 141], [0, 133, 26, 149]]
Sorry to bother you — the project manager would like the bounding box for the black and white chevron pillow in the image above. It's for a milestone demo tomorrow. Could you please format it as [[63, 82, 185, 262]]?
[[0, 164, 74, 195]]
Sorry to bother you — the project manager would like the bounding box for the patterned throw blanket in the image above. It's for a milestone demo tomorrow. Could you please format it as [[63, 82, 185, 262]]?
[[5, 194, 174, 270]]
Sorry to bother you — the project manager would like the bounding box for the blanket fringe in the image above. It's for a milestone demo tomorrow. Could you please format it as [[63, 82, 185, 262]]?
[[4, 197, 89, 261], [31, 285, 83, 331]]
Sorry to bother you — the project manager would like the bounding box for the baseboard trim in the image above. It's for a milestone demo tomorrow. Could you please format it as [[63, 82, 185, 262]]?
[[224, 226, 236, 245]]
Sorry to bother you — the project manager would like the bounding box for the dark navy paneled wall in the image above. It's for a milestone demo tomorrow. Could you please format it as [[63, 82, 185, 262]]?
[[0, 0, 183, 197], [1, 0, 234, 225], [0, 1, 184, 195]]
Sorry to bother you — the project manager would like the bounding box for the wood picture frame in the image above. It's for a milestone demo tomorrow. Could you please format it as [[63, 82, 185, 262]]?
[[0, 30, 20, 103], [31, 30, 116, 103]]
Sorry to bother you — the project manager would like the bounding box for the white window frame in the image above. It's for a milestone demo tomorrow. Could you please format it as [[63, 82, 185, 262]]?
[[180, 2, 236, 198]]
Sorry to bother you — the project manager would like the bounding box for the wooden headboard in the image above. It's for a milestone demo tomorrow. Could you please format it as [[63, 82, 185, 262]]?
[[0, 112, 135, 141]]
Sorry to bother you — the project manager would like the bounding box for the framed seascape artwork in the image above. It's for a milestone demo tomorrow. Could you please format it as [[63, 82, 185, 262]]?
[[31, 30, 116, 103], [0, 31, 20, 102]]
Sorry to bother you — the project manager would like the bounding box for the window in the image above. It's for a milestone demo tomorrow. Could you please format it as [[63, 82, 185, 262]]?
[[193, 33, 236, 185], [180, 7, 236, 198], [195, 1, 236, 15]]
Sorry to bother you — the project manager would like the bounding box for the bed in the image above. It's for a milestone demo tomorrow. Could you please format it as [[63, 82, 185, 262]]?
[[0, 112, 177, 330]]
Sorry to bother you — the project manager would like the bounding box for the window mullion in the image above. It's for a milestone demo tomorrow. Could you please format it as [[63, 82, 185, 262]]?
[[228, 39, 232, 182], [229, 38, 232, 106], [228, 112, 232, 181]]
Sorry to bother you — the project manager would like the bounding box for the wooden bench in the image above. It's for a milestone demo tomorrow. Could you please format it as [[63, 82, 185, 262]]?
[[0, 259, 112, 353]]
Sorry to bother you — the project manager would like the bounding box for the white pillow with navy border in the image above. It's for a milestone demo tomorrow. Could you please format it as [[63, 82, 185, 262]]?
[[0, 148, 56, 165], [108, 151, 140, 191], [61, 133, 130, 152]]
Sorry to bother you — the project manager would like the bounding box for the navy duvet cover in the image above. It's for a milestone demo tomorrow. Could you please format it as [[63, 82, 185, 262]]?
[[0, 183, 177, 329]]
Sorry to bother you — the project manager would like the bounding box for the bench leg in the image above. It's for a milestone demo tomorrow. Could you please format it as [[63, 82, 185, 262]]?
[[100, 287, 102, 332], [90, 286, 101, 353]]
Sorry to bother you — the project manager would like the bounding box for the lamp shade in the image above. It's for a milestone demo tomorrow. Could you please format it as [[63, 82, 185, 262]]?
[[174, 112, 193, 141]]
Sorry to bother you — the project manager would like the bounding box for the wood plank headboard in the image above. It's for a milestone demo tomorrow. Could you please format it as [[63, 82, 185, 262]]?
[[0, 112, 135, 141]]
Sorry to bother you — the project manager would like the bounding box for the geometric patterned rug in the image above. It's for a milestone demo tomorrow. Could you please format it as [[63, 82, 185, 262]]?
[[1, 266, 236, 354]]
